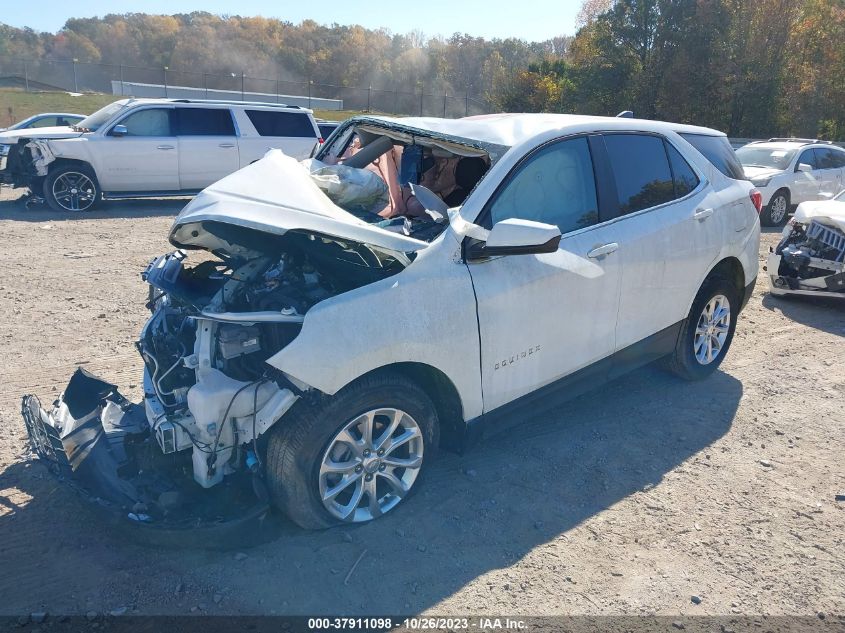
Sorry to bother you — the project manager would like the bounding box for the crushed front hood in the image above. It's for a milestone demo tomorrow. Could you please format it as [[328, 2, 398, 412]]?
[[170, 150, 428, 254], [0, 126, 83, 142], [794, 199, 845, 233]]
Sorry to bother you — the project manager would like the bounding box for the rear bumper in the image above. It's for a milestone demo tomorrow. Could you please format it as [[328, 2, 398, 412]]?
[[21, 368, 277, 548]]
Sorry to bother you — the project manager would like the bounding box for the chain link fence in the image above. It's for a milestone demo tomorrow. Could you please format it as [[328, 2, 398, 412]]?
[[0, 56, 492, 118]]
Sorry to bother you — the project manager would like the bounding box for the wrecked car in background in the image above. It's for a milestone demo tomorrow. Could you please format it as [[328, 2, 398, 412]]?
[[767, 189, 845, 298], [23, 113, 761, 534]]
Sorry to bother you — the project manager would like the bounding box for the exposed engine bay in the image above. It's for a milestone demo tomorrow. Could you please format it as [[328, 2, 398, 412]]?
[[768, 202, 845, 297]]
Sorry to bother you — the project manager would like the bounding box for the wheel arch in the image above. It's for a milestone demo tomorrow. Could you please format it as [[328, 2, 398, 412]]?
[[333, 362, 466, 453], [707, 256, 745, 294], [47, 158, 99, 182]]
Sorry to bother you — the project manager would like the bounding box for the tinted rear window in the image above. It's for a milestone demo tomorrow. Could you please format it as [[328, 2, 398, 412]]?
[[246, 110, 316, 138], [175, 108, 235, 135], [679, 133, 746, 180], [603, 134, 675, 215], [318, 123, 339, 139]]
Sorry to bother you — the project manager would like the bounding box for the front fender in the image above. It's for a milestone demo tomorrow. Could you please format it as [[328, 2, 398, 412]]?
[[266, 233, 484, 420]]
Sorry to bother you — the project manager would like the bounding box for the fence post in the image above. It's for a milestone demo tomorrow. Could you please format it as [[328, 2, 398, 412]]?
[[276, 76, 280, 103], [443, 92, 447, 117], [419, 83, 424, 116], [465, 91, 469, 117], [163, 66, 168, 97], [23, 61, 29, 93], [119, 64, 124, 95], [308, 80, 312, 109], [393, 87, 398, 115], [241, 72, 245, 101], [72, 58, 78, 92], [203, 73, 208, 98]]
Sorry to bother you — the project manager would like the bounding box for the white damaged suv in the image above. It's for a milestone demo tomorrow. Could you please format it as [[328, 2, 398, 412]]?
[[24, 114, 761, 531]]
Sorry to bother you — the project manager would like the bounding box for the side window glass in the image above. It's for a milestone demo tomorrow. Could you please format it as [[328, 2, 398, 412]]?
[[117, 109, 172, 136], [488, 137, 598, 234], [175, 108, 235, 136], [245, 110, 316, 138], [814, 148, 841, 170], [797, 149, 817, 170], [604, 134, 674, 214], [665, 141, 700, 197], [30, 116, 58, 128], [832, 150, 845, 168]]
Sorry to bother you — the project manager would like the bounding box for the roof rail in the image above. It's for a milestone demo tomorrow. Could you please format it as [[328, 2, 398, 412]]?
[[167, 98, 303, 109], [766, 137, 832, 145]]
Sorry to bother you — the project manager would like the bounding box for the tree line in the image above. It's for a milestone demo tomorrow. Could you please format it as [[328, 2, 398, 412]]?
[[0, 0, 842, 138]]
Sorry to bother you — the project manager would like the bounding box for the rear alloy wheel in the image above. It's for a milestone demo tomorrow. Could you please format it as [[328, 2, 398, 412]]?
[[665, 275, 739, 381], [43, 165, 100, 212], [761, 191, 789, 227]]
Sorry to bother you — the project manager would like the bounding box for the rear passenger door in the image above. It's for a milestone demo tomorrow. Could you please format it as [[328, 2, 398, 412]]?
[[814, 147, 844, 197], [598, 133, 721, 355], [175, 107, 240, 190], [235, 109, 319, 163]]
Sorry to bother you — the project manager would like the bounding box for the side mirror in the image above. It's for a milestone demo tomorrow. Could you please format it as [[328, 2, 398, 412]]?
[[110, 124, 128, 137], [796, 162, 813, 173], [464, 218, 561, 261]]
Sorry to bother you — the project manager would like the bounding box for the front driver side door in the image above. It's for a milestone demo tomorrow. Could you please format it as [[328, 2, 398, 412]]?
[[792, 148, 821, 204], [89, 107, 180, 192], [465, 136, 622, 413]]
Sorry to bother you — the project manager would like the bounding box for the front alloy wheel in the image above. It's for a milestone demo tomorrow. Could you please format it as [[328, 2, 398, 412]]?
[[319, 407, 424, 522], [44, 166, 100, 212]]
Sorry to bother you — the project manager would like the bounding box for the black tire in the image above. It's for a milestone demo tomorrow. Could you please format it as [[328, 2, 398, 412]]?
[[665, 275, 740, 381], [43, 164, 101, 212], [760, 189, 790, 227], [265, 371, 439, 529]]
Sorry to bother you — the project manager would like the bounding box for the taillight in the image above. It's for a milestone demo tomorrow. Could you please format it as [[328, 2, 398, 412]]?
[[750, 189, 763, 214]]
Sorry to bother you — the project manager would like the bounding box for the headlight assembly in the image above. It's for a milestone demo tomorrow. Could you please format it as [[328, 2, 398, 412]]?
[[0, 144, 10, 157]]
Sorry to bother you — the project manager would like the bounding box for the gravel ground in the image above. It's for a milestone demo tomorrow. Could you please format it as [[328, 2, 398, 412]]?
[[0, 187, 842, 618]]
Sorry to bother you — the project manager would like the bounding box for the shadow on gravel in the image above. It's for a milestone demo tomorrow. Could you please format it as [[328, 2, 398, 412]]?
[[0, 364, 741, 615], [0, 194, 187, 221], [762, 292, 844, 338]]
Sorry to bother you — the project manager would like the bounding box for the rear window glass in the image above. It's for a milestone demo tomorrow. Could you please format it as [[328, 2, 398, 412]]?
[[318, 123, 339, 139], [665, 142, 700, 197], [680, 133, 747, 180], [604, 134, 675, 215], [176, 108, 235, 136], [245, 110, 316, 138]]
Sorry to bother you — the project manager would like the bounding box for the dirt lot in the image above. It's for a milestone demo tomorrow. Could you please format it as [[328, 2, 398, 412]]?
[[0, 186, 842, 618]]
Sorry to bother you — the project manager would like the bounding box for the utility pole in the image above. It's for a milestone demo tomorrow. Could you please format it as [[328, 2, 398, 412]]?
[[163, 66, 168, 97], [72, 58, 78, 92], [367, 85, 372, 113], [419, 82, 424, 116], [23, 61, 29, 93], [308, 80, 313, 109], [203, 73, 208, 98], [241, 71, 245, 101], [119, 64, 124, 96], [443, 91, 447, 117]]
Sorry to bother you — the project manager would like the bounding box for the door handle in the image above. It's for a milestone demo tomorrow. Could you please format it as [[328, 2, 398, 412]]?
[[156, 145, 175, 150], [219, 143, 235, 148], [587, 242, 619, 259], [694, 207, 714, 220]]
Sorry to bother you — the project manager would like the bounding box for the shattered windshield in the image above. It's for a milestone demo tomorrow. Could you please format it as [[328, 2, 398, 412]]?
[[75, 101, 129, 132]]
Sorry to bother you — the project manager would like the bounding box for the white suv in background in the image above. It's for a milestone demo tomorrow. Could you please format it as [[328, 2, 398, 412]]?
[[736, 138, 845, 226], [0, 98, 321, 211]]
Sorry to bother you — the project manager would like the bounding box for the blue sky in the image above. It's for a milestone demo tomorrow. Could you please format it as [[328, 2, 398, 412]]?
[[1, 0, 582, 41]]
